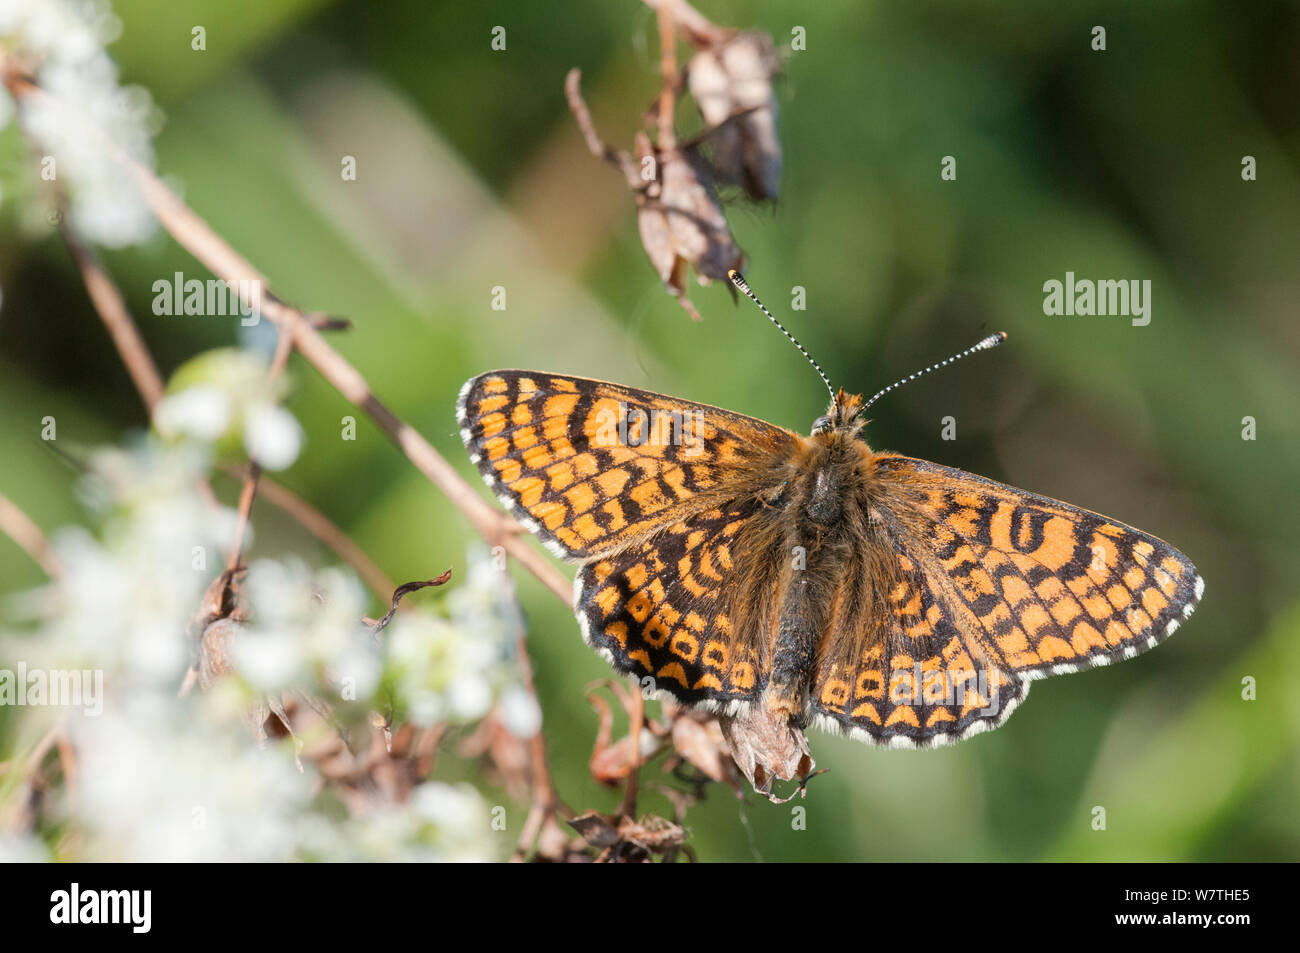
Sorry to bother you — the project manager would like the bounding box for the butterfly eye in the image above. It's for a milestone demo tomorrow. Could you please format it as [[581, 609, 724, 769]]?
[[810, 415, 832, 434]]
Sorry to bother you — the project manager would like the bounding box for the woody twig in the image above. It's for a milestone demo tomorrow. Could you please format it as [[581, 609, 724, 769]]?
[[0, 490, 62, 580]]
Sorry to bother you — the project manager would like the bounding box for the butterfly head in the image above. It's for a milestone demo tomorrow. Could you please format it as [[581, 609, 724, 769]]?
[[812, 389, 866, 437]]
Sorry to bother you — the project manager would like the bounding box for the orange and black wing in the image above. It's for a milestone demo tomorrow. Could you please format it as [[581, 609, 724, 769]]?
[[457, 371, 798, 559], [574, 499, 768, 711], [877, 456, 1203, 676], [809, 455, 1202, 747], [809, 515, 1029, 747]]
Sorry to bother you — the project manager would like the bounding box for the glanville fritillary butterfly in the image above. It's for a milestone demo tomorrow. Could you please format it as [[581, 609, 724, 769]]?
[[456, 272, 1203, 766]]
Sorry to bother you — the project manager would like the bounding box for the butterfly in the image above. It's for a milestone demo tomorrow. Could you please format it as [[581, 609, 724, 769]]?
[[456, 276, 1202, 752]]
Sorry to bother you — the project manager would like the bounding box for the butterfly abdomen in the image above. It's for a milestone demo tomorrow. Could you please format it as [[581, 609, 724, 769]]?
[[759, 439, 863, 721]]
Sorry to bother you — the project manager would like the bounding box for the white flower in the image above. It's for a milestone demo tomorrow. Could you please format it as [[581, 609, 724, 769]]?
[[154, 349, 305, 472], [0, 833, 50, 863], [154, 386, 233, 443], [235, 558, 375, 699], [74, 696, 313, 862], [2, 0, 159, 247], [332, 641, 381, 700], [230, 625, 303, 692], [447, 671, 493, 721], [34, 442, 234, 687], [243, 402, 303, 470], [499, 683, 542, 739]]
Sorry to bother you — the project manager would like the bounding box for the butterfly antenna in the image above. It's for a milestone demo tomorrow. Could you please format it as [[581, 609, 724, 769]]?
[[862, 331, 1008, 411], [728, 269, 837, 410]]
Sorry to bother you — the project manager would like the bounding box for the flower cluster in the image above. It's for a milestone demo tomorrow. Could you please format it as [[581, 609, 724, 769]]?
[[155, 348, 305, 471], [0, 0, 160, 246], [0, 353, 526, 860]]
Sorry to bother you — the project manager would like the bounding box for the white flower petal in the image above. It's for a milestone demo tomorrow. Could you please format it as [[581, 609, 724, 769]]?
[[244, 403, 303, 470], [154, 386, 232, 442]]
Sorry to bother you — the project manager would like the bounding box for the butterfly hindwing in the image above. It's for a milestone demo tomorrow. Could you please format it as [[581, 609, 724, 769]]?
[[807, 454, 1201, 747], [458, 371, 799, 559], [808, 491, 1029, 747], [575, 499, 766, 712]]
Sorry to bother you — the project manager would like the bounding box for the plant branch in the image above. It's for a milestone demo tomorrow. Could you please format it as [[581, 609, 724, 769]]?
[[0, 490, 61, 579], [655, 4, 678, 150], [640, 0, 729, 48], [564, 69, 643, 189], [618, 680, 645, 818], [221, 466, 397, 600], [116, 157, 572, 604], [225, 327, 295, 574], [61, 226, 166, 412]]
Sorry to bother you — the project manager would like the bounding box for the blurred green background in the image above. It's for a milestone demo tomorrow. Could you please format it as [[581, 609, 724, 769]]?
[[2, 0, 1298, 861]]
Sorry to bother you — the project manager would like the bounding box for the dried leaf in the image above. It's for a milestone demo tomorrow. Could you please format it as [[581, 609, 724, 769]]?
[[637, 146, 744, 320], [197, 617, 240, 691], [585, 684, 663, 786], [364, 569, 452, 632], [669, 711, 741, 791], [569, 810, 621, 849], [688, 31, 782, 200], [459, 708, 532, 802]]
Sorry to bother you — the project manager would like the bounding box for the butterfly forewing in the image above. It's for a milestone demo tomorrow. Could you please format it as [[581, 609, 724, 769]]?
[[874, 456, 1203, 676], [458, 371, 798, 559]]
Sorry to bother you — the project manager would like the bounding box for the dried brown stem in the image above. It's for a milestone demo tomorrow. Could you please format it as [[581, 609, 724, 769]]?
[[224, 327, 294, 574], [61, 226, 166, 412], [564, 69, 642, 189], [363, 570, 453, 631], [619, 680, 646, 818], [511, 802, 546, 862], [0, 717, 68, 834], [223, 466, 397, 600], [226, 464, 261, 573], [506, 573, 571, 860], [655, 4, 679, 150], [640, 0, 729, 48], [0, 490, 61, 579]]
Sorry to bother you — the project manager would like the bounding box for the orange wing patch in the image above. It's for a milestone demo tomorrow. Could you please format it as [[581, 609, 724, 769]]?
[[574, 499, 765, 711], [458, 371, 798, 559]]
